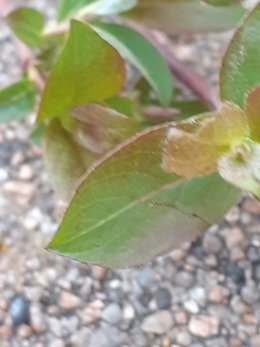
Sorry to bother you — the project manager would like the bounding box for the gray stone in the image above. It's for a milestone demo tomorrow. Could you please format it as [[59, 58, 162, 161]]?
[[250, 335, 260, 347], [141, 311, 173, 334], [202, 234, 222, 254], [49, 339, 65, 347], [224, 227, 244, 249], [175, 271, 195, 288], [155, 288, 172, 309], [136, 268, 155, 288], [188, 287, 207, 306], [58, 291, 80, 310], [70, 328, 91, 347], [184, 300, 199, 314], [189, 316, 219, 337], [123, 304, 135, 321], [101, 303, 122, 325], [241, 285, 259, 304], [89, 327, 125, 347], [176, 330, 192, 346], [30, 304, 46, 334]]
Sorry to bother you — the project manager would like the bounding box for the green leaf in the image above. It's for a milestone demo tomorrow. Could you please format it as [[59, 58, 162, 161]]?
[[246, 85, 260, 142], [125, 0, 245, 34], [37, 20, 125, 123], [105, 95, 137, 118], [57, 0, 96, 22], [48, 125, 240, 268], [0, 79, 37, 123], [80, 0, 137, 16], [218, 141, 260, 199], [202, 0, 240, 6], [93, 23, 173, 106], [171, 100, 209, 120], [163, 103, 248, 178], [35, 33, 65, 73], [44, 104, 142, 199], [220, 4, 260, 107], [57, 0, 136, 21], [44, 120, 94, 201], [30, 123, 45, 146], [7, 7, 45, 48]]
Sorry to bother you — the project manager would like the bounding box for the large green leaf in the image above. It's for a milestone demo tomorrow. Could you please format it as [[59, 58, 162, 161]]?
[[7, 7, 45, 48], [0, 79, 37, 123], [125, 0, 245, 34], [48, 125, 240, 268], [37, 20, 125, 122], [44, 104, 142, 199], [220, 4, 260, 107], [93, 23, 173, 106]]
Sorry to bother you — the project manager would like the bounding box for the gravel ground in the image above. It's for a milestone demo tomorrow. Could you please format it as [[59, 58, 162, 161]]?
[[1, 1, 260, 347]]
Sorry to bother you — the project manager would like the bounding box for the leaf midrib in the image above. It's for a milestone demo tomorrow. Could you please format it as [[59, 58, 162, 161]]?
[[51, 177, 184, 247]]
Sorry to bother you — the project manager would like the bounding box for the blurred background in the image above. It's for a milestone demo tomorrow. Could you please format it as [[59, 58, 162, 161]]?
[[1, 1, 260, 347]]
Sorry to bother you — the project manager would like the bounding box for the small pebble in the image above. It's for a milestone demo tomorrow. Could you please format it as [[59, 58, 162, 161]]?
[[9, 295, 30, 327], [141, 311, 173, 334]]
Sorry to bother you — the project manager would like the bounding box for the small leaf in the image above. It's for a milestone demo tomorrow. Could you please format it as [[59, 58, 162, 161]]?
[[245, 85, 260, 143], [218, 141, 260, 199], [163, 103, 248, 178], [71, 104, 144, 154], [0, 79, 37, 123], [44, 120, 93, 201], [125, 0, 245, 34], [37, 20, 125, 123], [7, 7, 45, 48], [48, 125, 240, 268], [220, 3, 260, 107], [44, 104, 142, 199], [93, 23, 173, 106]]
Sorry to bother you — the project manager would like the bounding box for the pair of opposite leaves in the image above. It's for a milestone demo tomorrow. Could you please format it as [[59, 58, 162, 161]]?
[[163, 85, 260, 198]]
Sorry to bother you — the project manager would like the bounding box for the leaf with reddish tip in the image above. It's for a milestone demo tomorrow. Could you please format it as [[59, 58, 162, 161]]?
[[220, 4, 260, 107], [245, 85, 260, 143], [44, 104, 142, 200], [48, 124, 240, 268], [125, 0, 245, 34], [163, 103, 248, 178], [218, 141, 260, 199], [37, 20, 125, 122]]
